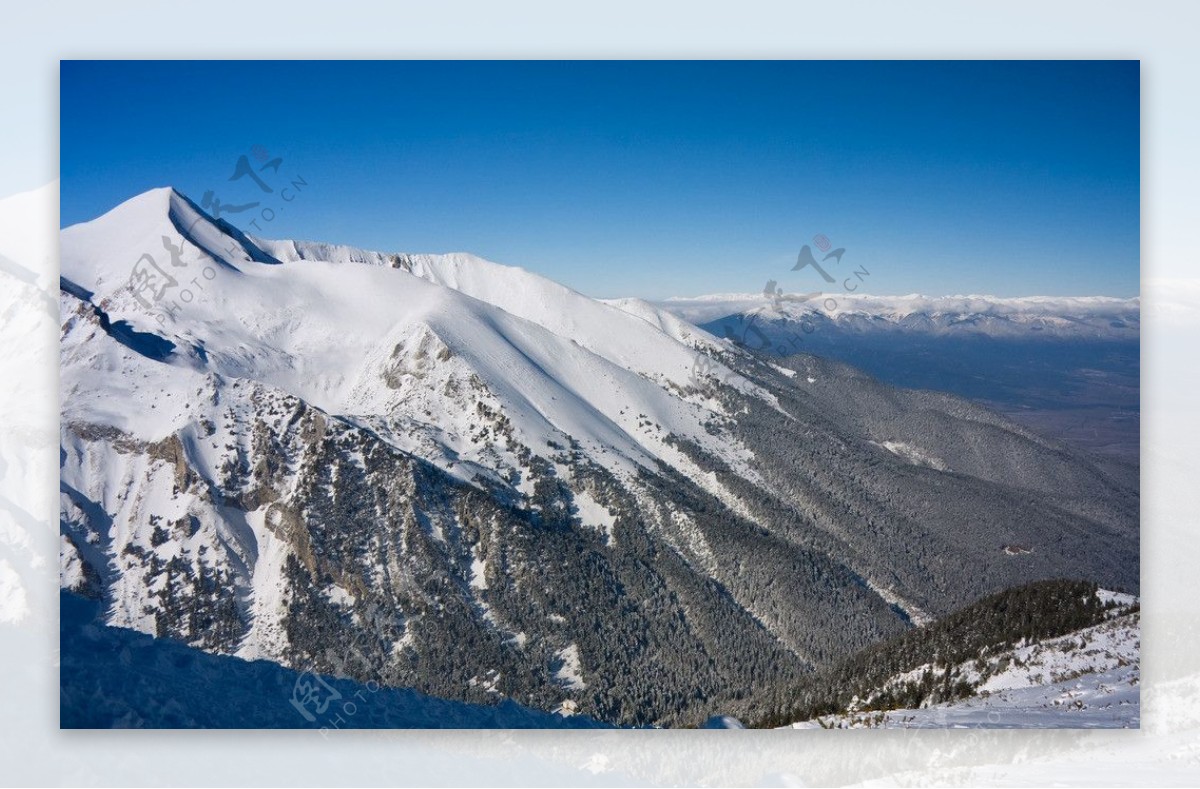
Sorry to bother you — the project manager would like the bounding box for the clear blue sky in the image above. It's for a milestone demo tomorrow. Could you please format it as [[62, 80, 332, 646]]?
[[60, 60, 1139, 299]]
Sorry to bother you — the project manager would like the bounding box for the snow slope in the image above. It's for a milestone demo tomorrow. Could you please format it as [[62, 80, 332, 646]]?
[[257, 240, 729, 388], [785, 663, 1138, 729], [784, 597, 1140, 730]]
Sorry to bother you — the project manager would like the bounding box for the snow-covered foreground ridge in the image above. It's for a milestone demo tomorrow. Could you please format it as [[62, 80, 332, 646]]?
[[784, 591, 1140, 730], [58, 187, 1138, 727], [749, 582, 1139, 730]]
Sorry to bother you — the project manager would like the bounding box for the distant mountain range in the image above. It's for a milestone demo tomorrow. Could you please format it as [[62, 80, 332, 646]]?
[[58, 188, 1139, 727], [656, 292, 1139, 341]]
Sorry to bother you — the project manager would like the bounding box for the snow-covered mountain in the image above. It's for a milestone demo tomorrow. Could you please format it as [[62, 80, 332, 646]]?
[[59, 188, 1139, 726]]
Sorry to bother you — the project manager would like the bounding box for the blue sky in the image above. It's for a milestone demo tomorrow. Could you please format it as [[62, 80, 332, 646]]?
[[60, 60, 1139, 299]]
